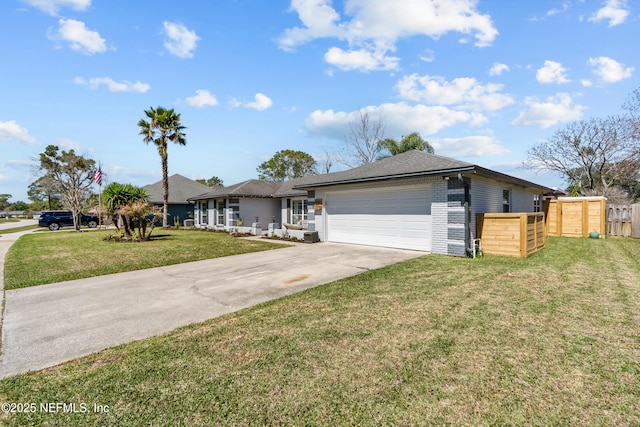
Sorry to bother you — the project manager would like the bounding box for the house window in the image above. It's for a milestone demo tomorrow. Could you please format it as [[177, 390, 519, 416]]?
[[503, 189, 511, 213], [216, 199, 225, 225], [200, 201, 208, 224], [291, 199, 308, 224], [533, 194, 541, 212]]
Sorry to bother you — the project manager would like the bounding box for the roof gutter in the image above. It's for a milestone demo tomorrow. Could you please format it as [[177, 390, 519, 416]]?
[[187, 193, 275, 201], [293, 166, 477, 189]]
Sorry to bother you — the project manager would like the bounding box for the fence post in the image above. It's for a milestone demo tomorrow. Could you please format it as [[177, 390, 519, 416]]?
[[556, 201, 562, 237], [600, 198, 607, 238], [520, 213, 527, 258], [633, 204, 640, 239]]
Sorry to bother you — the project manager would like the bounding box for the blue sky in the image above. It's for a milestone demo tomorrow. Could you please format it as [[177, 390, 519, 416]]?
[[1, 0, 638, 202]]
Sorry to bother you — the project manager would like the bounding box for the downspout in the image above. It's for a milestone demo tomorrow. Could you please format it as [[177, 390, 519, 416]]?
[[458, 173, 471, 256]]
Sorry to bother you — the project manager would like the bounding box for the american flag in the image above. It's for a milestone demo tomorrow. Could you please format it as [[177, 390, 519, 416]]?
[[94, 167, 103, 186]]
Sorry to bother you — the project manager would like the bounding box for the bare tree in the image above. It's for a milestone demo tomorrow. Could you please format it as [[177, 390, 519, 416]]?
[[339, 109, 385, 167], [37, 145, 96, 230], [623, 86, 640, 140], [525, 116, 640, 198], [319, 147, 334, 174]]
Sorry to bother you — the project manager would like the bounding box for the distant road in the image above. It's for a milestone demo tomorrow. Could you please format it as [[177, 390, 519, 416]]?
[[0, 219, 38, 231]]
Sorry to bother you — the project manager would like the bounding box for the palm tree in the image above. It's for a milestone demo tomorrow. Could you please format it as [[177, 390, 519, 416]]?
[[102, 182, 149, 238], [377, 132, 434, 159], [138, 106, 187, 227]]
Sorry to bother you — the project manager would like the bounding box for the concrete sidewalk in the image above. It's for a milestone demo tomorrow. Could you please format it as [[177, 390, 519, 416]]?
[[0, 225, 39, 375], [0, 241, 426, 378], [0, 219, 38, 231]]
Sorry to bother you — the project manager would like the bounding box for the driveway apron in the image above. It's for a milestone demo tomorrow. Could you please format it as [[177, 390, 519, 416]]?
[[0, 241, 425, 378]]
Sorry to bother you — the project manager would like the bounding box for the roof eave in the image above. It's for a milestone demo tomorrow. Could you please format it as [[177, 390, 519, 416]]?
[[188, 193, 275, 200], [293, 166, 477, 189], [473, 167, 555, 193]]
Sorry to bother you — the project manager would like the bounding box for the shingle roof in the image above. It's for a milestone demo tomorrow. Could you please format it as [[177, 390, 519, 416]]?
[[188, 151, 554, 200], [293, 150, 553, 192], [142, 174, 212, 205], [273, 180, 308, 197], [189, 179, 279, 200], [188, 179, 308, 201], [292, 150, 475, 188]]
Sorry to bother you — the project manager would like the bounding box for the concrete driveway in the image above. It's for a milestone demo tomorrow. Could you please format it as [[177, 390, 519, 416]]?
[[0, 242, 425, 378]]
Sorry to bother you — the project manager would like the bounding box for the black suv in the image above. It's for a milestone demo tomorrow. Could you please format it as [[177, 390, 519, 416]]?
[[38, 210, 99, 231]]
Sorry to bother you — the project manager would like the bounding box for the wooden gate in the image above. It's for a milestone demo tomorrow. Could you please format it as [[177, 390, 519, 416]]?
[[606, 204, 640, 238], [544, 197, 606, 238]]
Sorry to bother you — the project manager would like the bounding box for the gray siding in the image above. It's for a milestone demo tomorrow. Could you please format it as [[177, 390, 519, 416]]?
[[239, 198, 280, 230], [468, 175, 543, 240]]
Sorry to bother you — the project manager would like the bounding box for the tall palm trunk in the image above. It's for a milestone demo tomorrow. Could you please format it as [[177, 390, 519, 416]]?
[[161, 151, 169, 227], [138, 106, 187, 227]]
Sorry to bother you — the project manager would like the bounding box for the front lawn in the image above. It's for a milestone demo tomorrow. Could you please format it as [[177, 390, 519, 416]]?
[[1, 237, 639, 425], [4, 229, 285, 289]]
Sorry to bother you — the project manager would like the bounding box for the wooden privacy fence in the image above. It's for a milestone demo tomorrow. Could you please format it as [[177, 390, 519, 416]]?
[[477, 212, 546, 258], [544, 197, 606, 238], [607, 204, 640, 238]]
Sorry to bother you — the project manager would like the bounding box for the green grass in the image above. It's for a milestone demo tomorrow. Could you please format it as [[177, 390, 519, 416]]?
[[0, 225, 39, 235], [0, 218, 20, 223], [1, 237, 639, 425], [3, 229, 285, 289]]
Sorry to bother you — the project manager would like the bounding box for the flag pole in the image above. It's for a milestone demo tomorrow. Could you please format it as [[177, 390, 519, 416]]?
[[94, 163, 103, 228]]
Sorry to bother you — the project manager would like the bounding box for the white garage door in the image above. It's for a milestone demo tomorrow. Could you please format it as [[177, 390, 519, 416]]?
[[326, 186, 432, 251]]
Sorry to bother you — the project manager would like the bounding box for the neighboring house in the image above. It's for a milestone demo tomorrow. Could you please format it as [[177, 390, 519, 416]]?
[[188, 179, 307, 231], [0, 211, 26, 218], [142, 174, 211, 224], [543, 188, 567, 200], [189, 150, 554, 256]]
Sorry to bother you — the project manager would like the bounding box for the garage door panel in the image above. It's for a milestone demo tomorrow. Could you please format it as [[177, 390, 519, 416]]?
[[326, 187, 431, 251]]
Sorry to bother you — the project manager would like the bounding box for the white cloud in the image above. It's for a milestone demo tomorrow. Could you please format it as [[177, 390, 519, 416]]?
[[396, 74, 514, 112], [324, 47, 399, 72], [231, 93, 273, 111], [589, 0, 629, 27], [536, 60, 570, 84], [244, 93, 273, 111], [431, 135, 509, 157], [588, 56, 634, 83], [185, 90, 218, 107], [163, 21, 199, 58], [349, 0, 498, 47], [0, 121, 37, 145], [489, 62, 509, 76], [20, 0, 90, 16], [74, 77, 150, 93], [277, 0, 347, 52], [305, 103, 484, 140], [546, 2, 571, 17], [49, 18, 106, 55], [419, 49, 435, 63], [512, 93, 585, 128], [278, 0, 498, 72]]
